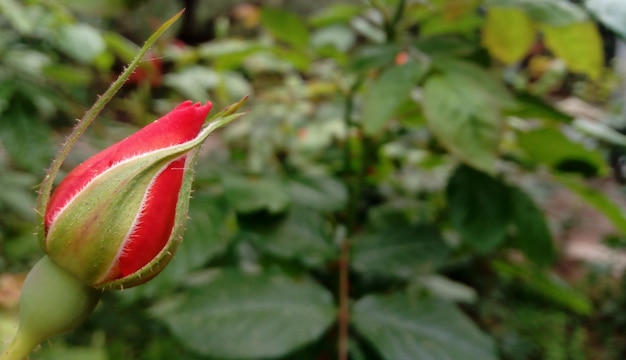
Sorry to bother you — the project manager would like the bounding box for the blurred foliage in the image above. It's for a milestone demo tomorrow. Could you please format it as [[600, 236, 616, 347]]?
[[3, 0, 626, 359]]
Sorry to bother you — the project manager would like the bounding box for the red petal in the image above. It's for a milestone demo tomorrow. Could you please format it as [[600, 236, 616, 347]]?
[[45, 101, 212, 228], [116, 156, 187, 279]]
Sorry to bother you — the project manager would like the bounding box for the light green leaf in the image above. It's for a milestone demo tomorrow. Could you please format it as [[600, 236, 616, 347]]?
[[446, 165, 510, 252], [222, 174, 291, 213], [517, 127, 607, 176], [585, 0, 626, 40], [542, 21, 604, 79], [31, 346, 107, 360], [556, 174, 626, 235], [159, 271, 336, 359], [509, 187, 556, 266], [423, 65, 506, 173], [260, 7, 309, 49], [487, 0, 588, 26], [53, 23, 106, 64], [574, 118, 626, 146], [352, 293, 498, 360], [363, 61, 428, 135], [482, 7, 535, 64], [352, 223, 449, 278], [309, 4, 363, 27], [493, 260, 592, 314], [287, 175, 348, 212]]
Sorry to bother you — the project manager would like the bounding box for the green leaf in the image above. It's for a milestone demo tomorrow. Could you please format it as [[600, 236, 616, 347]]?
[[446, 165, 510, 252], [542, 21, 604, 79], [53, 23, 106, 64], [362, 61, 428, 135], [352, 293, 498, 360], [487, 0, 588, 26], [507, 93, 573, 123], [574, 118, 626, 146], [556, 175, 626, 234], [260, 7, 310, 49], [352, 223, 449, 278], [517, 127, 607, 176], [350, 44, 401, 72], [482, 7, 535, 64], [158, 271, 336, 359], [240, 206, 336, 267], [493, 261, 592, 314], [509, 187, 556, 266], [423, 65, 505, 173], [222, 174, 291, 213], [287, 175, 347, 212], [586, 0, 626, 40], [309, 4, 363, 27], [0, 97, 53, 173]]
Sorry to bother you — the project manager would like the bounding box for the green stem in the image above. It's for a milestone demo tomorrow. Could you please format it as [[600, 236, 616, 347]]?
[[1, 257, 101, 360], [34, 9, 185, 244]]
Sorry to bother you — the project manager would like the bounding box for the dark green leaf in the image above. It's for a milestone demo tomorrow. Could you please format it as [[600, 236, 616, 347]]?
[[350, 44, 401, 72], [0, 97, 53, 173], [446, 165, 510, 252], [352, 293, 498, 360], [240, 206, 336, 267], [352, 223, 449, 278], [260, 7, 310, 49], [158, 271, 336, 359], [586, 0, 626, 40], [222, 174, 291, 213], [509, 187, 556, 266], [362, 61, 428, 135]]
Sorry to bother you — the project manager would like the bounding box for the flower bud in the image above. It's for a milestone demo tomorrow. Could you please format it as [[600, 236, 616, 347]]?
[[43, 101, 213, 289]]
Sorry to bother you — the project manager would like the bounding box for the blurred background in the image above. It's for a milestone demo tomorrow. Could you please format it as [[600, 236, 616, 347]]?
[[2, 0, 626, 359]]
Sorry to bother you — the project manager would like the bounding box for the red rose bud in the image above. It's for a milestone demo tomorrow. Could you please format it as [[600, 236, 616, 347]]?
[[43, 101, 214, 289]]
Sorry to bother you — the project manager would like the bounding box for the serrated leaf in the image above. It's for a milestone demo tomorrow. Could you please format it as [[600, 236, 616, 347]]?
[[517, 127, 607, 176], [352, 293, 498, 360], [542, 21, 604, 79], [362, 61, 428, 135], [487, 0, 588, 26], [509, 187, 556, 266], [482, 7, 535, 64], [260, 7, 309, 49], [351, 223, 449, 278], [287, 175, 347, 212], [446, 165, 510, 252], [586, 0, 626, 40], [158, 271, 336, 359], [240, 206, 336, 267], [423, 70, 503, 173], [222, 174, 291, 213]]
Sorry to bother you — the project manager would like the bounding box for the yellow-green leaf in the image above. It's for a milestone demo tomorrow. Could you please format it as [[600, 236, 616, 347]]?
[[542, 21, 604, 79], [482, 7, 535, 64]]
